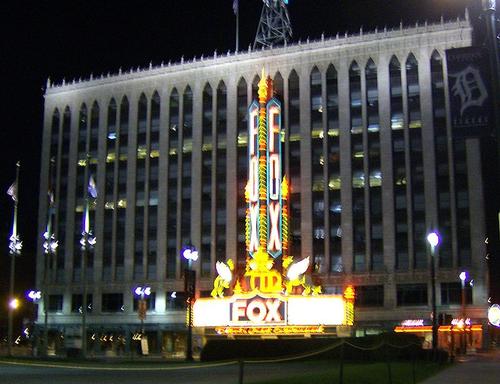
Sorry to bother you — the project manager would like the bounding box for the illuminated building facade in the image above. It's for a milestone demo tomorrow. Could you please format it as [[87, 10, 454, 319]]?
[[37, 14, 490, 355]]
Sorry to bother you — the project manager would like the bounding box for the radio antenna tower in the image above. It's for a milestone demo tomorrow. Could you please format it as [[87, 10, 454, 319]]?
[[254, 0, 292, 49]]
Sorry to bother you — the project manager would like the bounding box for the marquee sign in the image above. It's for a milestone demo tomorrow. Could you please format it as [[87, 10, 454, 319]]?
[[193, 70, 354, 335]]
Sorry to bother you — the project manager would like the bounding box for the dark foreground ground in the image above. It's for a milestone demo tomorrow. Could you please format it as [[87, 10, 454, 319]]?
[[0, 360, 326, 384]]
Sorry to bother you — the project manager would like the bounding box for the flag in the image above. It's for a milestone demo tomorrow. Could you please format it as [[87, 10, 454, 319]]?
[[7, 182, 17, 202], [48, 189, 55, 206], [233, 0, 238, 15], [88, 175, 98, 198]]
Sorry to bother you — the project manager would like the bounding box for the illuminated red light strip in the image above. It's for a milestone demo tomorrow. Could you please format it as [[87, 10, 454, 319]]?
[[394, 325, 483, 333]]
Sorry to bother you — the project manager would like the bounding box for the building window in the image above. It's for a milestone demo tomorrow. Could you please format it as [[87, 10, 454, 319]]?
[[406, 54, 426, 269], [366, 58, 383, 271], [236, 77, 248, 269], [48, 294, 63, 312], [326, 64, 342, 273], [310, 66, 325, 272], [288, 70, 301, 259], [216, 81, 227, 263], [390, 56, 409, 270], [167, 88, 179, 279], [102, 293, 124, 312], [396, 284, 427, 306], [180, 86, 193, 271], [201, 83, 213, 277], [431, 51, 452, 268], [350, 61, 365, 272], [166, 292, 186, 310], [440, 282, 472, 305], [148, 91, 160, 279], [133, 292, 156, 311], [71, 294, 93, 313], [115, 96, 129, 276], [134, 93, 148, 280], [355, 285, 384, 307]]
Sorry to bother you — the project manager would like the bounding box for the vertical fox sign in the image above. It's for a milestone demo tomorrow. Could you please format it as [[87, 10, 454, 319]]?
[[247, 70, 286, 259], [194, 69, 354, 336]]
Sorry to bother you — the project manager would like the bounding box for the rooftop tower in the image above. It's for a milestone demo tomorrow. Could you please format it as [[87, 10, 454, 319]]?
[[254, 0, 292, 49]]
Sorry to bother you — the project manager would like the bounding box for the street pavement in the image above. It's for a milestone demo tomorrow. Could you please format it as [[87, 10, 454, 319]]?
[[420, 349, 500, 384], [0, 359, 330, 384]]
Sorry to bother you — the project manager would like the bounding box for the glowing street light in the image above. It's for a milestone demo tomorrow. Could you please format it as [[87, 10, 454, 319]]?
[[427, 230, 440, 358], [9, 298, 20, 310], [426, 232, 440, 249], [27, 290, 42, 302], [134, 286, 151, 297], [182, 244, 198, 361], [488, 304, 500, 327], [459, 270, 468, 354]]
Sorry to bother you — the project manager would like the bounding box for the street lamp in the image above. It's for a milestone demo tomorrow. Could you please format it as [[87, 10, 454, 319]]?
[[41, 156, 58, 357], [80, 160, 97, 359], [427, 231, 440, 358], [26, 290, 41, 355], [134, 286, 151, 334], [7, 161, 22, 357], [9, 298, 20, 310], [459, 271, 468, 354], [182, 245, 198, 361]]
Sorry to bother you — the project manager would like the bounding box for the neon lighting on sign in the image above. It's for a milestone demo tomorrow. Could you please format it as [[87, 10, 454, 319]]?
[[197, 69, 354, 334], [215, 325, 325, 336], [451, 318, 471, 327], [401, 319, 425, 327]]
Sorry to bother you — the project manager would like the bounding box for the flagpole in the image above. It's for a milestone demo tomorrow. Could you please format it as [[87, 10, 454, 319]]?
[[81, 153, 90, 359], [236, 4, 239, 52], [8, 161, 21, 357], [43, 158, 57, 357]]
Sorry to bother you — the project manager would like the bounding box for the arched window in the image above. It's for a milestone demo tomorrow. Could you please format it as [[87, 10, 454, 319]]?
[[166, 88, 179, 278], [89, 101, 99, 159], [50, 109, 60, 165], [326, 64, 342, 273], [273, 72, 284, 102], [252, 74, 260, 101], [201, 83, 213, 276], [350, 61, 365, 272], [134, 94, 148, 280], [365, 59, 383, 271], [55, 106, 71, 279], [148, 91, 161, 278], [116, 96, 129, 278], [390, 56, 408, 270], [310, 66, 325, 272], [288, 69, 301, 258], [431, 51, 453, 268], [181, 86, 193, 270], [216, 81, 227, 263], [236, 77, 248, 266], [103, 98, 117, 279], [406, 54, 426, 269]]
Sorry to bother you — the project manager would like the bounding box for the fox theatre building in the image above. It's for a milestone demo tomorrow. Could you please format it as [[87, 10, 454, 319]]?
[[193, 71, 355, 339]]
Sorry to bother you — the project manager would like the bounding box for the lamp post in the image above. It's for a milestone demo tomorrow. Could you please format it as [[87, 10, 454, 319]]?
[[134, 286, 151, 334], [182, 245, 198, 361], [7, 161, 22, 357], [26, 290, 41, 355], [80, 158, 97, 359], [427, 231, 440, 358], [42, 157, 58, 357], [459, 271, 468, 354]]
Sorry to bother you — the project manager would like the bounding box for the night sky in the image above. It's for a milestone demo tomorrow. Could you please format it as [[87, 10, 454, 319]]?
[[0, 0, 487, 325]]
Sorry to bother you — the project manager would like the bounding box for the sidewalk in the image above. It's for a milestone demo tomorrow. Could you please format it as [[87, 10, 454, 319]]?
[[421, 349, 500, 384]]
